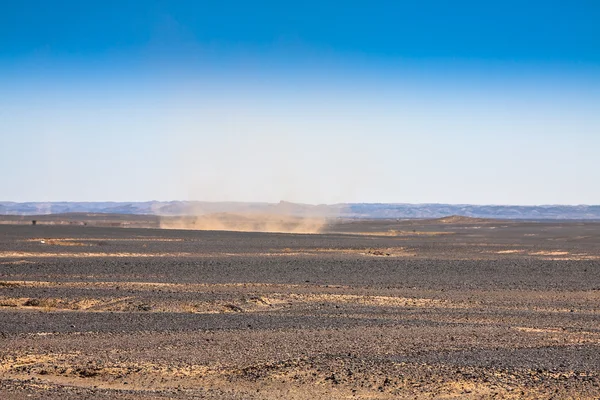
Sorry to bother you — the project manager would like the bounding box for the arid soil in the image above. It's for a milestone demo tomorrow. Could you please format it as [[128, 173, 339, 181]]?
[[1, 219, 599, 399]]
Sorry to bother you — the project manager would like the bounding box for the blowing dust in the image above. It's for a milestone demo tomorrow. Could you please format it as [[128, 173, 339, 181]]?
[[159, 212, 328, 234]]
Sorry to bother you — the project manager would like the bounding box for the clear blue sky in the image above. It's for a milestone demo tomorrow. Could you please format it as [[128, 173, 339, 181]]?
[[1, 1, 599, 204]]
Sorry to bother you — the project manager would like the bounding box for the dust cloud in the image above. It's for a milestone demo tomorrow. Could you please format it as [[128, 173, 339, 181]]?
[[159, 212, 328, 234], [155, 200, 347, 234]]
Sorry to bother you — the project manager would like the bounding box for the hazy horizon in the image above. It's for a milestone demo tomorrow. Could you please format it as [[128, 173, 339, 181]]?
[[2, 199, 599, 207]]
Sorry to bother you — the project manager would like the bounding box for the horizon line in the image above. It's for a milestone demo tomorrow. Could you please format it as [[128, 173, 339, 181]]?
[[1, 200, 599, 207]]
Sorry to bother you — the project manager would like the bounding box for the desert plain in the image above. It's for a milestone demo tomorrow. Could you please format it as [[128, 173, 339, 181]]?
[[0, 216, 599, 399]]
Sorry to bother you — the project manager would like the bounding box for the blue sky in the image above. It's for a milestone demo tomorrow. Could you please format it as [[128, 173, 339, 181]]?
[[1, 1, 599, 204]]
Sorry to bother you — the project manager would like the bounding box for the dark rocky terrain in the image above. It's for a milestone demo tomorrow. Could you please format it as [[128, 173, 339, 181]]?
[[1, 218, 599, 398]]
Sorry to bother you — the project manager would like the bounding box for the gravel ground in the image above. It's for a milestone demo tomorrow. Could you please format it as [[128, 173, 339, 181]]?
[[1, 219, 599, 399]]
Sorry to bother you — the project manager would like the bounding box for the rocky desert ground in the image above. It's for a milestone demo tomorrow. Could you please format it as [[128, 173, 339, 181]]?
[[1, 217, 599, 399]]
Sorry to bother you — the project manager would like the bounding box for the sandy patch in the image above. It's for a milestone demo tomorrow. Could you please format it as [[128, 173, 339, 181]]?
[[512, 327, 564, 334], [489, 249, 600, 260], [0, 353, 80, 374], [530, 251, 570, 256], [275, 247, 416, 257], [435, 380, 499, 398], [0, 352, 214, 391], [272, 293, 458, 309], [0, 281, 463, 314], [0, 251, 192, 258], [0, 296, 133, 311], [526, 251, 600, 260], [0, 260, 35, 265], [25, 238, 184, 243], [337, 230, 453, 237], [39, 239, 89, 246]]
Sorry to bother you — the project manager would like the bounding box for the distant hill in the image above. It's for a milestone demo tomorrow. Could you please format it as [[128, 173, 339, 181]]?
[[1, 201, 599, 220], [345, 203, 600, 220]]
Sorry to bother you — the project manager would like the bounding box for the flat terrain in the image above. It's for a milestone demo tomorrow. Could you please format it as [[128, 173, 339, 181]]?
[[1, 218, 599, 398]]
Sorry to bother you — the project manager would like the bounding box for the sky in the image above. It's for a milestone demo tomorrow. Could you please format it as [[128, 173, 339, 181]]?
[[1, 0, 599, 205]]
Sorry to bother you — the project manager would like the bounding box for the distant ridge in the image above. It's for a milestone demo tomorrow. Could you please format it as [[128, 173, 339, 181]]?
[[1, 201, 600, 220]]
